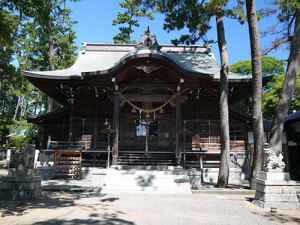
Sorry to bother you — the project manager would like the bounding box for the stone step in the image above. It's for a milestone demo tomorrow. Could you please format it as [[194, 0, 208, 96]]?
[[103, 180, 190, 185], [101, 166, 192, 194], [104, 177, 190, 185], [117, 153, 175, 167], [102, 189, 192, 195], [103, 185, 191, 191], [116, 165, 176, 170], [117, 161, 174, 166], [106, 170, 189, 177]]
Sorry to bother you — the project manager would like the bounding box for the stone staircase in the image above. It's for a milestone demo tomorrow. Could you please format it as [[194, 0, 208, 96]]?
[[101, 165, 192, 194], [117, 152, 175, 166]]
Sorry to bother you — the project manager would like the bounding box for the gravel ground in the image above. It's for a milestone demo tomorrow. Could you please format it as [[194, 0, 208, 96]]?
[[0, 166, 299, 225], [0, 191, 299, 225]]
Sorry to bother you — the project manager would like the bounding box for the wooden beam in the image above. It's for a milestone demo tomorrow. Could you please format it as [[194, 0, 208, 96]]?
[[175, 96, 182, 165], [112, 94, 120, 165], [124, 94, 172, 102], [68, 104, 74, 142]]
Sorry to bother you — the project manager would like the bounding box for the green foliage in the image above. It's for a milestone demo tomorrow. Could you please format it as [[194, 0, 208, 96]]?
[[113, 0, 154, 44], [6, 119, 27, 151], [230, 60, 252, 75], [0, 119, 11, 146], [25, 124, 44, 149], [229, 56, 299, 118], [158, 0, 212, 45], [113, 0, 248, 45], [17, 0, 78, 71], [263, 73, 300, 118], [5, 119, 43, 151], [0, 0, 78, 148], [7, 136, 27, 153], [230, 56, 286, 77]]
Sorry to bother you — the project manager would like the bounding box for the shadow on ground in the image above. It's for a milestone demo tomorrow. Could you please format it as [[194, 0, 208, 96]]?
[[246, 197, 300, 224], [0, 191, 135, 225], [32, 218, 134, 225]]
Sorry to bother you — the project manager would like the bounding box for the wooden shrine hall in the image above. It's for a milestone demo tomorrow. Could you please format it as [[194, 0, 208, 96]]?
[[23, 29, 270, 181]]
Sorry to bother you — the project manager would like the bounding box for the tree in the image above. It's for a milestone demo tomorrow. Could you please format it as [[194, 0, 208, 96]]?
[[263, 74, 300, 118], [230, 56, 285, 78], [0, 1, 40, 137], [112, 0, 154, 44], [245, 0, 264, 189], [259, 1, 300, 156], [0, 0, 79, 146], [229, 56, 286, 117], [17, 0, 78, 113], [214, 8, 231, 188]]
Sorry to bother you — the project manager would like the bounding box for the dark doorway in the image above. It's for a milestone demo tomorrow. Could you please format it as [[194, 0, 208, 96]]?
[[289, 146, 300, 180]]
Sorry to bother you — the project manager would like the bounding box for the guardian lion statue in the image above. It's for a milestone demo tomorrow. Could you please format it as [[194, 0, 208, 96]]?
[[264, 147, 285, 172]]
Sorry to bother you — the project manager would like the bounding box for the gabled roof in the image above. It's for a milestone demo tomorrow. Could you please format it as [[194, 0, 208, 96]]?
[[27, 107, 70, 124], [22, 29, 251, 81], [22, 44, 219, 78]]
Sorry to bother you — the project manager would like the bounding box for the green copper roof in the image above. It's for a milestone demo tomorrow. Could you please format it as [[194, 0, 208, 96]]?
[[23, 43, 249, 80]]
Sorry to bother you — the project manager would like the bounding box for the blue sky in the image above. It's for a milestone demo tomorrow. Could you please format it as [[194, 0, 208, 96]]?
[[69, 0, 289, 65]]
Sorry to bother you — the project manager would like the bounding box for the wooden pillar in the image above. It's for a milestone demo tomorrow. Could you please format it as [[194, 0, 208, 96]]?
[[112, 94, 120, 165], [93, 98, 99, 166], [62, 115, 66, 141], [175, 96, 182, 165], [68, 103, 74, 142]]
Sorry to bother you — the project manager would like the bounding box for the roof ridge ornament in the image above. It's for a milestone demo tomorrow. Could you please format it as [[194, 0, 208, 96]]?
[[136, 27, 161, 51]]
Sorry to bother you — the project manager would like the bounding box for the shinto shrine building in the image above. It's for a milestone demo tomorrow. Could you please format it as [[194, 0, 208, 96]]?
[[23, 29, 274, 185]]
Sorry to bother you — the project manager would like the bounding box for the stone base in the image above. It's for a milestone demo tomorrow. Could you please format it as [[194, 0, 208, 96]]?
[[0, 167, 42, 200], [186, 168, 202, 189], [202, 168, 248, 184], [36, 166, 54, 179], [253, 171, 299, 209], [91, 168, 107, 187]]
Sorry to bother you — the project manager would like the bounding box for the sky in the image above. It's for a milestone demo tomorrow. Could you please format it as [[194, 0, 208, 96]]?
[[68, 0, 289, 65]]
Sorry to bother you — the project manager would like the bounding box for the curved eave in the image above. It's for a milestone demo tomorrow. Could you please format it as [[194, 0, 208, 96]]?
[[27, 107, 70, 125], [22, 71, 84, 80], [212, 74, 273, 83], [82, 51, 214, 80], [24, 76, 88, 106]]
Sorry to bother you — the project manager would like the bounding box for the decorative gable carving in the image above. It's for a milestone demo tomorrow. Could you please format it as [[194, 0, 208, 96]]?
[[136, 27, 161, 51]]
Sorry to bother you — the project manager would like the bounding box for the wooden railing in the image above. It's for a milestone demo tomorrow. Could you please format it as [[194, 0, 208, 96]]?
[[182, 140, 245, 152], [181, 140, 246, 169], [48, 140, 109, 152]]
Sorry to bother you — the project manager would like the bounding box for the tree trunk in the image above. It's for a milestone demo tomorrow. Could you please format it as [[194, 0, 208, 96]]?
[[13, 96, 22, 120], [246, 0, 264, 190], [216, 14, 230, 188], [269, 10, 300, 155]]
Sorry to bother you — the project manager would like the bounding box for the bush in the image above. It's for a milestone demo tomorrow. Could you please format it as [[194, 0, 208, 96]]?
[[7, 136, 28, 153]]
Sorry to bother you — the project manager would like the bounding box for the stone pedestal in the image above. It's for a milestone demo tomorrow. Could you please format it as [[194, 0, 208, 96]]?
[[0, 166, 42, 200], [186, 168, 202, 189], [91, 168, 107, 187], [253, 171, 299, 209]]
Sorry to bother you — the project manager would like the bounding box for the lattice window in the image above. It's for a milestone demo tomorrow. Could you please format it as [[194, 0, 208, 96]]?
[[230, 125, 246, 141]]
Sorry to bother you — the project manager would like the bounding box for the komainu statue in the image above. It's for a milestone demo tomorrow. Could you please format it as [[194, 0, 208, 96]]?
[[264, 147, 285, 172]]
